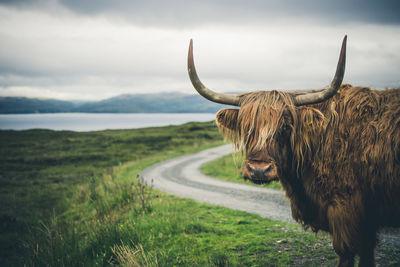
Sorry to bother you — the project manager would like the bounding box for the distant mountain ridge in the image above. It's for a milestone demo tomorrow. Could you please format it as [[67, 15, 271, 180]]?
[[0, 93, 227, 114]]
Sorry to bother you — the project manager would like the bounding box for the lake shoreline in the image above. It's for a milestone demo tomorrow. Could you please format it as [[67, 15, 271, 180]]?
[[0, 113, 216, 131]]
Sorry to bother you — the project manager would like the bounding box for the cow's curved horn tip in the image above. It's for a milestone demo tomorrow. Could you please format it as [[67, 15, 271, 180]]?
[[189, 39, 194, 53]]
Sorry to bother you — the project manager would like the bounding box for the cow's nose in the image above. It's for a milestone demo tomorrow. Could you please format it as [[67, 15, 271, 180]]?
[[248, 163, 272, 179]]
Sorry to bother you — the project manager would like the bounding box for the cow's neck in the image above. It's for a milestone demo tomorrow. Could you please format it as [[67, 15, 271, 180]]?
[[279, 165, 323, 230]]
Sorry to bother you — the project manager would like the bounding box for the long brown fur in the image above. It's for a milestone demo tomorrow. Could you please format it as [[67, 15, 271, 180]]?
[[216, 84, 400, 266]]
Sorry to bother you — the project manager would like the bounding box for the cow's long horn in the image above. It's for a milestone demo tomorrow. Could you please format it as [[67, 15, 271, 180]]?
[[293, 35, 347, 106], [188, 39, 241, 106]]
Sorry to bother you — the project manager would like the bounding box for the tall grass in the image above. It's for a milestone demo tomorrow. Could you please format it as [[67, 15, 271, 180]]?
[[24, 170, 159, 266], [112, 243, 158, 267], [0, 121, 223, 266]]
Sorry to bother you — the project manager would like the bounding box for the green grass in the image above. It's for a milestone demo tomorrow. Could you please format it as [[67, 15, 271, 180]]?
[[201, 153, 282, 190], [0, 121, 223, 266], [1, 121, 398, 266]]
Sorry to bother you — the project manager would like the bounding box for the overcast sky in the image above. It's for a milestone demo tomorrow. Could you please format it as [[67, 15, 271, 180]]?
[[0, 0, 399, 100]]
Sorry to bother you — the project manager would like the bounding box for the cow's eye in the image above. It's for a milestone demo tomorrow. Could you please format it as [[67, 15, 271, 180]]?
[[278, 124, 291, 136]]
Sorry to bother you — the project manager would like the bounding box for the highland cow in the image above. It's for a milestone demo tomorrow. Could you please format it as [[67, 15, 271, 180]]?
[[187, 36, 400, 267]]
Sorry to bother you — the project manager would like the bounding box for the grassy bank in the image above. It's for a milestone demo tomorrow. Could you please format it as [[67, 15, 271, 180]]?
[[1, 121, 398, 266], [201, 153, 281, 190]]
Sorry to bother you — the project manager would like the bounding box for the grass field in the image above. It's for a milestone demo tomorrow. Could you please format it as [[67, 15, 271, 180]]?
[[1, 121, 398, 266]]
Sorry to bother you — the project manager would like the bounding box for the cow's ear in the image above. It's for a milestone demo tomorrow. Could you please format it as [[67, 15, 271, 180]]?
[[216, 108, 239, 130]]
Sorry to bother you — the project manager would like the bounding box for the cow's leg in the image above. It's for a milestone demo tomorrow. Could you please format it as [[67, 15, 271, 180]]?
[[337, 253, 355, 267], [358, 248, 375, 267], [331, 226, 355, 267], [333, 240, 355, 267], [328, 205, 357, 267], [358, 230, 376, 267]]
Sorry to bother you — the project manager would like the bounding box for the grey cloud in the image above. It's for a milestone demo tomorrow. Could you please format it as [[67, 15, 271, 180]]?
[[0, 0, 50, 8], [59, 0, 400, 26], [1, 0, 400, 26], [0, 0, 34, 4]]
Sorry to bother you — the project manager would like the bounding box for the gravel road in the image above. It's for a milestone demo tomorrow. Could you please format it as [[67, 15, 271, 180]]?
[[140, 144, 400, 249], [141, 144, 294, 223]]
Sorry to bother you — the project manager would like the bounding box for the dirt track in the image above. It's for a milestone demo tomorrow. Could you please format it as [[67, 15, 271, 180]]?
[[141, 144, 294, 222]]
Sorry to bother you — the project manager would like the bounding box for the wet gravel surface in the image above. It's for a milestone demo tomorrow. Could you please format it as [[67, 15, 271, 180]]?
[[140, 145, 400, 249]]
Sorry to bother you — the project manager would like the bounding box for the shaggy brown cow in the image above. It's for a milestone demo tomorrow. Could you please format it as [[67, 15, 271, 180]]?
[[187, 36, 400, 267]]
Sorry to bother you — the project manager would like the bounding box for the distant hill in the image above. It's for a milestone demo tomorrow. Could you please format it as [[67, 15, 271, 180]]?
[[0, 93, 227, 114], [0, 97, 78, 114]]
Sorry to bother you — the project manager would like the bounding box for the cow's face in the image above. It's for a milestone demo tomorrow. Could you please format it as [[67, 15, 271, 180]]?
[[216, 93, 294, 184], [242, 145, 282, 184], [241, 119, 292, 184]]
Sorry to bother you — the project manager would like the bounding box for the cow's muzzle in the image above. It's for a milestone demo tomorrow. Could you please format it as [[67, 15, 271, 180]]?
[[243, 162, 279, 184]]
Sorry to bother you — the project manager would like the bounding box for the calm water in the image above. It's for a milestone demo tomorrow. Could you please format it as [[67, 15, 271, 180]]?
[[0, 113, 216, 131]]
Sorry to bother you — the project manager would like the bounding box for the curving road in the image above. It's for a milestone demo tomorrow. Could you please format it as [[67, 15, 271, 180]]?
[[140, 144, 400, 248], [140, 144, 294, 223]]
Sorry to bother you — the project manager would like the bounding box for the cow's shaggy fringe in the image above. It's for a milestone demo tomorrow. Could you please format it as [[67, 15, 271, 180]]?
[[216, 89, 326, 174], [217, 91, 295, 151]]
